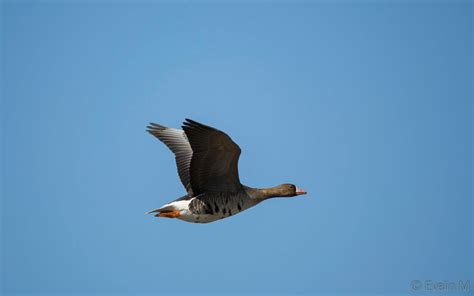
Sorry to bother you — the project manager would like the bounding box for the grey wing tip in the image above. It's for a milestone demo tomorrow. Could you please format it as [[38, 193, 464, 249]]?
[[146, 127, 157, 135], [147, 122, 168, 134], [148, 122, 166, 129]]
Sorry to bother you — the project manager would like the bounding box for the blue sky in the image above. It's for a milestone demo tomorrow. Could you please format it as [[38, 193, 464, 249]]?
[[2, 1, 472, 295]]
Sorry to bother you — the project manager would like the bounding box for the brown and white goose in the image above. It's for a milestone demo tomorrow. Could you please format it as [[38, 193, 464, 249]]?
[[146, 119, 307, 223]]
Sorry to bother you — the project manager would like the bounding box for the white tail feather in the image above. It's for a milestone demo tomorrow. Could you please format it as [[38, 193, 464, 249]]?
[[146, 199, 192, 214]]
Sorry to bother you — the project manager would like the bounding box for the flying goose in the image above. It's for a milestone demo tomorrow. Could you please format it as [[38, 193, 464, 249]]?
[[146, 119, 307, 223]]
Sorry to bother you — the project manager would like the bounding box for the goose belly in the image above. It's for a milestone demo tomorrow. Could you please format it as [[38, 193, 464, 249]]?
[[179, 196, 257, 224], [177, 213, 222, 224]]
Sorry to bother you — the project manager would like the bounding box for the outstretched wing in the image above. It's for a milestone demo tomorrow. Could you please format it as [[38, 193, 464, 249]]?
[[147, 123, 193, 195], [182, 118, 242, 194]]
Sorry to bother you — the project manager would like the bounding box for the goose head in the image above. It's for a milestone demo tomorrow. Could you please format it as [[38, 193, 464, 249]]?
[[275, 184, 307, 197]]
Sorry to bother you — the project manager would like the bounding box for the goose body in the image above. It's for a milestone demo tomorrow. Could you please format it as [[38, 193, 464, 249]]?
[[147, 119, 306, 224], [150, 189, 260, 223]]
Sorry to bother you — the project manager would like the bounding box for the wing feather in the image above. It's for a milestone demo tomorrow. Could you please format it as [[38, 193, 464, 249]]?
[[182, 118, 242, 194], [147, 123, 193, 195]]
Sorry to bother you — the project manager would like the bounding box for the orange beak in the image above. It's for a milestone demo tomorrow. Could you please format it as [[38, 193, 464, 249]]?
[[296, 186, 307, 195]]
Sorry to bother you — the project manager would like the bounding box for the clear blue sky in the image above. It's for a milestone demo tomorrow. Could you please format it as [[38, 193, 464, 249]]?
[[2, 2, 472, 295]]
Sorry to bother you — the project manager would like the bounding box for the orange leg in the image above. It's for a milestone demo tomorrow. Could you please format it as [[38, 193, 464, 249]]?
[[157, 211, 181, 218]]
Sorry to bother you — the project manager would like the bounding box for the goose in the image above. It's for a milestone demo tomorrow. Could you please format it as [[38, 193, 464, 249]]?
[[146, 118, 307, 223]]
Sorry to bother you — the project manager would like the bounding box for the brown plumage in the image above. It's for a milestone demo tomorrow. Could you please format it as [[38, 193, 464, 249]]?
[[146, 118, 307, 223], [182, 119, 242, 194]]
